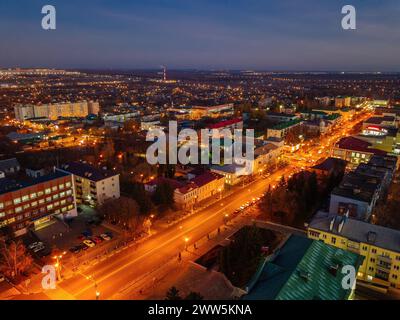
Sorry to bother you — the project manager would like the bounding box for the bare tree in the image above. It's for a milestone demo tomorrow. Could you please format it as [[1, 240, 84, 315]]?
[[0, 240, 33, 279]]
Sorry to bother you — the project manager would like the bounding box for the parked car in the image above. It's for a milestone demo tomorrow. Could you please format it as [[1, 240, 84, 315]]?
[[0, 274, 5, 283], [77, 235, 86, 241], [69, 246, 82, 254], [92, 236, 103, 244], [32, 244, 45, 253], [83, 240, 96, 248], [79, 244, 89, 251], [105, 231, 113, 239], [28, 242, 43, 250], [28, 242, 45, 253], [100, 233, 111, 241]]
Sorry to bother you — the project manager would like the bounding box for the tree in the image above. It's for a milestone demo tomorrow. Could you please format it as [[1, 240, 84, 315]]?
[[0, 240, 33, 280], [185, 292, 204, 300], [165, 286, 182, 300], [152, 182, 175, 208]]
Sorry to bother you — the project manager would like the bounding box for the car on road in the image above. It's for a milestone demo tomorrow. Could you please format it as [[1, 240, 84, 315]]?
[[83, 240, 96, 248], [100, 233, 112, 241]]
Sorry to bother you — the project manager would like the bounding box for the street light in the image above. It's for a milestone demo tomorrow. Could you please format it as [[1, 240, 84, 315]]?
[[184, 237, 189, 251], [86, 275, 100, 300], [52, 251, 67, 281]]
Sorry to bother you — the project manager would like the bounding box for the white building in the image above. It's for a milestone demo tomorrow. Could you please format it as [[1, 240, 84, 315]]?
[[57, 162, 120, 206], [14, 101, 99, 121]]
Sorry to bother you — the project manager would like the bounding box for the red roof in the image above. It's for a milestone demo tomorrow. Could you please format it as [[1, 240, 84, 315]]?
[[336, 137, 387, 156], [208, 118, 242, 129], [177, 171, 223, 194], [146, 177, 185, 190]]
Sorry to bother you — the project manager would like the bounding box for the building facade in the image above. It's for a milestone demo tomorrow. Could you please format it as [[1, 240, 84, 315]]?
[[0, 172, 77, 237], [308, 213, 400, 290], [57, 162, 120, 206], [14, 101, 99, 121]]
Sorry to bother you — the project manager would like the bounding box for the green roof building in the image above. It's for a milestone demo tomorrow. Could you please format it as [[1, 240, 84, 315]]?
[[243, 235, 364, 300]]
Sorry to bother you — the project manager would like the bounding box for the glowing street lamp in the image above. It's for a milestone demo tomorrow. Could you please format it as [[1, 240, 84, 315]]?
[[184, 237, 189, 251], [52, 251, 67, 281]]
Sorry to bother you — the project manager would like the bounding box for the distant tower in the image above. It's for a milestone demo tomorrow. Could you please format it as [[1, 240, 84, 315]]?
[[161, 65, 167, 82]]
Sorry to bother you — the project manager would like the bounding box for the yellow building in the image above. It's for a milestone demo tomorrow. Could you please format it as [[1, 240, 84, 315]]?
[[308, 212, 400, 290]]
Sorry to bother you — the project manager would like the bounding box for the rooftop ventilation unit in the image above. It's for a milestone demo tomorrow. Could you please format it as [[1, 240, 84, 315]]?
[[298, 270, 311, 282]]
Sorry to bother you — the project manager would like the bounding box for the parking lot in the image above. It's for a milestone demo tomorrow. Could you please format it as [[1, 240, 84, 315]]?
[[23, 205, 120, 263]]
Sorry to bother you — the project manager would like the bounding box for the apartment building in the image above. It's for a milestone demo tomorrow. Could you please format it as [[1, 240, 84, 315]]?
[[308, 212, 400, 290], [57, 162, 120, 206], [0, 171, 76, 237], [14, 101, 99, 121]]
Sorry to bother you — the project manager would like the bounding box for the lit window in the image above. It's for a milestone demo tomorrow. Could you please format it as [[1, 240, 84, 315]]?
[[45, 188, 51, 194], [13, 198, 21, 205], [22, 195, 29, 202]]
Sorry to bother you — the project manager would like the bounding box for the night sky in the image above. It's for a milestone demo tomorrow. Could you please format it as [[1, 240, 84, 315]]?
[[0, 0, 399, 71]]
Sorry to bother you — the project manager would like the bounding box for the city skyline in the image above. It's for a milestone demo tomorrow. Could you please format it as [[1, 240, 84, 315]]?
[[0, 0, 399, 71]]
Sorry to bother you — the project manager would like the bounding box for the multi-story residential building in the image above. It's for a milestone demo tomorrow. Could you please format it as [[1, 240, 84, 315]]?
[[14, 101, 99, 121], [0, 171, 77, 237], [331, 136, 387, 167], [57, 162, 120, 206], [335, 96, 351, 108], [329, 171, 382, 221], [308, 212, 400, 290], [174, 171, 225, 209]]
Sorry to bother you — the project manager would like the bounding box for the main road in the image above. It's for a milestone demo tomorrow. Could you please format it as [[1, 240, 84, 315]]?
[[55, 109, 372, 300]]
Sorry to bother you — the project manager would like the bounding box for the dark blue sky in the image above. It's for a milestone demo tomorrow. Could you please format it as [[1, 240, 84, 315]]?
[[0, 0, 399, 70]]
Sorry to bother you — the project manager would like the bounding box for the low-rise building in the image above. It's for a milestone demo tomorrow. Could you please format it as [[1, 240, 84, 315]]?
[[267, 119, 303, 140], [310, 157, 347, 177], [210, 164, 248, 186], [57, 162, 120, 206], [244, 234, 363, 300], [174, 171, 225, 209], [308, 212, 400, 290], [363, 116, 397, 130], [0, 158, 20, 176], [331, 136, 387, 167]]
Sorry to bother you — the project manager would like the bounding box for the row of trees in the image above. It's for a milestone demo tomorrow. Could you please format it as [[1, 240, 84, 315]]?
[[218, 226, 273, 288], [260, 170, 343, 227], [373, 183, 400, 229]]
